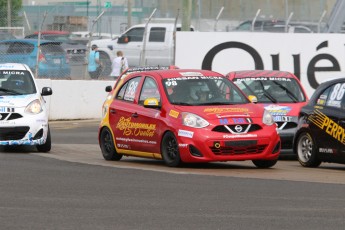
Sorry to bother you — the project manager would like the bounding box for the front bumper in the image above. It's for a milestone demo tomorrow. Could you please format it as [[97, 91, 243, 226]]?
[[176, 127, 280, 163], [0, 112, 49, 146]]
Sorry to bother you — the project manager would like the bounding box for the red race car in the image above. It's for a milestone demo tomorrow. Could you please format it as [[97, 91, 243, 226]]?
[[99, 69, 281, 168], [227, 70, 308, 156]]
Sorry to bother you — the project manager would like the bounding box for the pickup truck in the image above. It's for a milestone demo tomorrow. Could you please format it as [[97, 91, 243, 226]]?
[[91, 23, 194, 76]]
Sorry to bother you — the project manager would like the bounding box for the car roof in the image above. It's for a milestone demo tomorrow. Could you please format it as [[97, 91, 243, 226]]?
[[227, 70, 297, 79], [34, 30, 70, 35], [0, 63, 30, 71], [127, 69, 224, 79], [0, 39, 62, 45]]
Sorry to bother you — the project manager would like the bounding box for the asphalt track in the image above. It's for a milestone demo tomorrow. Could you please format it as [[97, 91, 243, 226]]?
[[45, 119, 345, 185], [1, 120, 345, 230]]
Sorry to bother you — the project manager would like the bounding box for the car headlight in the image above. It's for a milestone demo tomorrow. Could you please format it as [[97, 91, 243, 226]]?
[[262, 109, 274, 126], [182, 112, 209, 128], [25, 99, 43, 114]]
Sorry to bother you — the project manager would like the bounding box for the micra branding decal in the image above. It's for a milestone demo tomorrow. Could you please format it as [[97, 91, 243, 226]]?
[[308, 109, 345, 145]]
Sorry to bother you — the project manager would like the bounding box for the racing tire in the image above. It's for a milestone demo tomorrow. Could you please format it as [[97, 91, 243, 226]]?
[[100, 127, 122, 161], [99, 52, 112, 77], [36, 127, 51, 153], [161, 132, 181, 167], [252, 159, 277, 168], [296, 132, 321, 167]]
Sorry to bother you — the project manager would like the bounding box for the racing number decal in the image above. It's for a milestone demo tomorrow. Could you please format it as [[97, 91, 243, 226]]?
[[330, 83, 345, 101], [124, 80, 139, 101], [327, 83, 345, 108]]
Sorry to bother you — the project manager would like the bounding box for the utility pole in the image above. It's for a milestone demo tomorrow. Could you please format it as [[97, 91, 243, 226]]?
[[127, 0, 132, 28], [7, 0, 11, 27], [182, 0, 192, 31]]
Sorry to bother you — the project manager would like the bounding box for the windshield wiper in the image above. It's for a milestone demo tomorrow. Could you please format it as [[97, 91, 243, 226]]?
[[0, 88, 22, 95], [257, 81, 277, 103], [272, 80, 299, 103]]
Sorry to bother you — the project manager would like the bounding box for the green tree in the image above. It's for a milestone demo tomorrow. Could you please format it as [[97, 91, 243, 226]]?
[[0, 0, 22, 27]]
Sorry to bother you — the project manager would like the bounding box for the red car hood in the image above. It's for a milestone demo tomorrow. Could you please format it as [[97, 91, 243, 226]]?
[[174, 103, 264, 120]]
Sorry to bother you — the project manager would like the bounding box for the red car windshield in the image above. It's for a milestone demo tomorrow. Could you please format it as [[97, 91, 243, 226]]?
[[163, 76, 248, 106], [233, 77, 306, 103]]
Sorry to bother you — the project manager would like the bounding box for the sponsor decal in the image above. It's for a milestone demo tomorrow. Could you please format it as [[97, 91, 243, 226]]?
[[169, 109, 179, 118], [204, 107, 249, 114], [308, 109, 345, 145], [273, 116, 293, 122], [319, 148, 335, 154], [264, 105, 291, 115], [178, 129, 194, 138], [115, 137, 157, 145], [117, 143, 130, 149], [223, 134, 258, 138], [220, 117, 249, 124], [0, 107, 14, 112], [178, 143, 188, 148], [116, 117, 156, 137]]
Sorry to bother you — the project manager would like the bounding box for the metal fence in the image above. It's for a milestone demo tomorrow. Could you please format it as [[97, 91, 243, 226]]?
[[0, 0, 338, 80]]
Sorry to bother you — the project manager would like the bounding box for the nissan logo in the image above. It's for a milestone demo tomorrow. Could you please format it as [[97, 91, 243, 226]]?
[[234, 125, 243, 132]]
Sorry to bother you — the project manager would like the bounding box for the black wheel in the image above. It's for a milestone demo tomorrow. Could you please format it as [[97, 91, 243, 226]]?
[[161, 132, 181, 167], [100, 127, 122, 161], [252, 159, 277, 168], [36, 127, 51, 152], [296, 132, 321, 167], [99, 52, 112, 77]]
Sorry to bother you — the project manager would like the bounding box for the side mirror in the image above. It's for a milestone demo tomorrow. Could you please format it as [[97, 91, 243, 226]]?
[[105, 85, 112, 92], [41, 87, 52, 96], [248, 95, 258, 103], [143, 98, 161, 109]]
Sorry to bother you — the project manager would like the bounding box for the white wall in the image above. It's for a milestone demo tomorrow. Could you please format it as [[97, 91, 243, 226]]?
[[176, 32, 345, 98], [37, 79, 115, 120]]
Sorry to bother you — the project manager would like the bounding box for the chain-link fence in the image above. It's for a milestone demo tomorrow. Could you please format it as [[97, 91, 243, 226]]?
[[0, 0, 338, 80]]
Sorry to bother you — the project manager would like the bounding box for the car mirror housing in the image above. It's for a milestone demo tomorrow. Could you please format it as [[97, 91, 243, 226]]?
[[105, 85, 112, 92], [41, 87, 53, 96], [248, 95, 258, 103], [143, 98, 160, 109]]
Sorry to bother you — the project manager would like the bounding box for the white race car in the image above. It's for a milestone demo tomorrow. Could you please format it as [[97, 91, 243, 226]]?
[[0, 63, 52, 152]]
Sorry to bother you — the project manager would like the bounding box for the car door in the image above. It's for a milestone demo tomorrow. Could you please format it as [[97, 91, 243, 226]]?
[[108, 76, 146, 153], [145, 27, 171, 66], [135, 75, 163, 155], [309, 83, 344, 162]]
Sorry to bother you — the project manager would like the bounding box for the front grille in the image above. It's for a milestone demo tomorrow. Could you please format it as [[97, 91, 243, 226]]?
[[0, 113, 9, 120], [213, 124, 262, 133], [211, 145, 267, 155], [0, 126, 30, 141], [7, 113, 23, 120], [0, 113, 22, 121]]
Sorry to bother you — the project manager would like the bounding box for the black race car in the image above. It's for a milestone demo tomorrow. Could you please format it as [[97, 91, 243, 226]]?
[[293, 78, 345, 167]]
